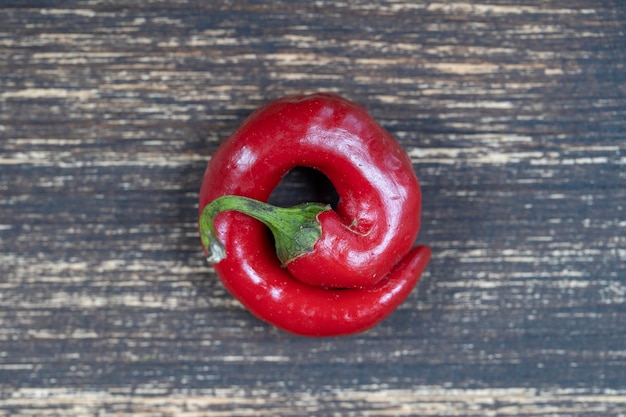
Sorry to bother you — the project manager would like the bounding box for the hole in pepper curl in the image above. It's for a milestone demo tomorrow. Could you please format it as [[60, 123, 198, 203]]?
[[268, 167, 339, 210]]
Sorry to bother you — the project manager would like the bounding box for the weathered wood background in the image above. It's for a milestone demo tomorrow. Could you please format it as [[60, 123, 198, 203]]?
[[1, 1, 625, 415]]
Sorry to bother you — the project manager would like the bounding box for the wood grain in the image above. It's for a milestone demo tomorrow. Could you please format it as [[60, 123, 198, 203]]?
[[1, 1, 625, 415]]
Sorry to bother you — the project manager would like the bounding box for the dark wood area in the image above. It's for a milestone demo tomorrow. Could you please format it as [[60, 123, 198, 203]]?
[[1, 1, 625, 415]]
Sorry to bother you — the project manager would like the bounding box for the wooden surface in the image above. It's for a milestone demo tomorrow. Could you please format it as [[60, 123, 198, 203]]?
[[1, 1, 625, 415]]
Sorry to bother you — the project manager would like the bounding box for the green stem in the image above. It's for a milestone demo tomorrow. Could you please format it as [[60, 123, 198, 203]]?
[[199, 195, 331, 264]]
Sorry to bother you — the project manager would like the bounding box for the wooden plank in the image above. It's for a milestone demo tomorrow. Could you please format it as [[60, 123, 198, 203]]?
[[1, 0, 625, 415]]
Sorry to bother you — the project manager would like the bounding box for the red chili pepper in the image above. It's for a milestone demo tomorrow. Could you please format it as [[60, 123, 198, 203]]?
[[198, 93, 431, 336]]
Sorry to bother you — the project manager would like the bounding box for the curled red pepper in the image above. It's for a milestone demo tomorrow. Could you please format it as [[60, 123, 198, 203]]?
[[198, 93, 431, 336]]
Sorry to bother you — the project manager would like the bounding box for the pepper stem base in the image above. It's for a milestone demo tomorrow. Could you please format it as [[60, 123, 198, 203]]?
[[199, 195, 331, 265]]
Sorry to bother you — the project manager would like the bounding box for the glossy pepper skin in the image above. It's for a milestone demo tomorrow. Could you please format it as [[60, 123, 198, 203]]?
[[198, 93, 431, 336]]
